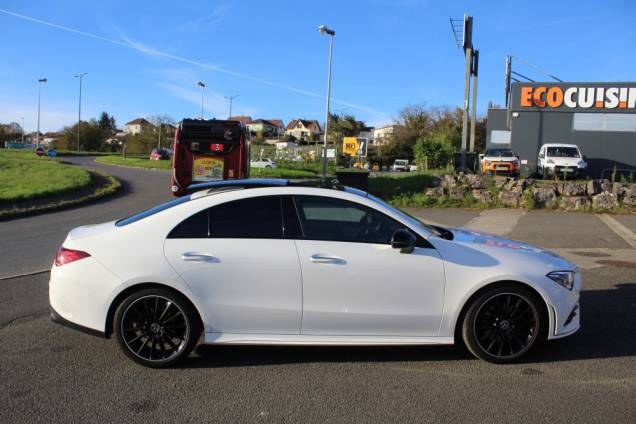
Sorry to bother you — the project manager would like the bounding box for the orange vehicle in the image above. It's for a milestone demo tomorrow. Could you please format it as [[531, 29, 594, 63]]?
[[480, 148, 520, 176]]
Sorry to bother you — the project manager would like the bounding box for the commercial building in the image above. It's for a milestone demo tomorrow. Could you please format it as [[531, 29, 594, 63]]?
[[487, 82, 636, 178]]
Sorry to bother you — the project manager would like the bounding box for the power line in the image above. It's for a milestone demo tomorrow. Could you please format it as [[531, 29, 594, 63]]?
[[510, 55, 563, 82]]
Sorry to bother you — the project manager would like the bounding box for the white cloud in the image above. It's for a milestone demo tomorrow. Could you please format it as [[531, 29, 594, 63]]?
[[177, 4, 231, 33]]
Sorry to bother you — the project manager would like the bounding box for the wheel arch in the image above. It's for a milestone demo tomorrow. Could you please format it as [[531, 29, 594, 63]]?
[[452, 280, 551, 344], [104, 282, 204, 338]]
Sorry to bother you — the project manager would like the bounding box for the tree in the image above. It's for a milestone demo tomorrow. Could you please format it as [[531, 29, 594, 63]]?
[[97, 112, 117, 133], [413, 137, 454, 169], [55, 119, 108, 151]]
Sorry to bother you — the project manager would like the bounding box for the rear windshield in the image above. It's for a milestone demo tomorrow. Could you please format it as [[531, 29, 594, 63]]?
[[547, 147, 580, 158], [485, 149, 514, 157], [115, 195, 192, 227]]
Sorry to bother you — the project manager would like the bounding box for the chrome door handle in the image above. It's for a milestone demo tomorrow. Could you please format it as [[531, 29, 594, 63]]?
[[310, 254, 346, 265], [181, 252, 217, 262]]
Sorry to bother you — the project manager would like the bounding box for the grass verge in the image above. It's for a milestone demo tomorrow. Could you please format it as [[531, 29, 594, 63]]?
[[0, 170, 121, 219], [95, 155, 171, 170], [0, 151, 92, 203]]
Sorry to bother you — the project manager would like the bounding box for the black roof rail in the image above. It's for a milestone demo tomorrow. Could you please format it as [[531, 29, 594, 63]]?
[[185, 177, 346, 196]]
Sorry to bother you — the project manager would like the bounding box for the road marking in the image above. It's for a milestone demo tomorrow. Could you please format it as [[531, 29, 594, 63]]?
[[0, 269, 50, 281], [596, 214, 636, 249], [464, 209, 527, 236]]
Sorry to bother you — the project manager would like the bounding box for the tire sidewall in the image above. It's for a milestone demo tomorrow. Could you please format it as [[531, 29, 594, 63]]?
[[113, 288, 200, 368], [462, 284, 547, 364]]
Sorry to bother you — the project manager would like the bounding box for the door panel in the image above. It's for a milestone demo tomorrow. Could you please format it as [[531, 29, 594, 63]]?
[[164, 239, 302, 334], [295, 240, 445, 336]]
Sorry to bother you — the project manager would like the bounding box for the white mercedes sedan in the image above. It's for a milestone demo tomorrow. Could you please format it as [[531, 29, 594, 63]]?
[[49, 179, 580, 367]]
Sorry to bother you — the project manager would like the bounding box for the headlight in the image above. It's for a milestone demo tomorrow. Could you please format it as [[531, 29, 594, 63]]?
[[511, 160, 519, 167], [547, 271, 575, 290], [577, 161, 586, 168], [484, 161, 490, 166]]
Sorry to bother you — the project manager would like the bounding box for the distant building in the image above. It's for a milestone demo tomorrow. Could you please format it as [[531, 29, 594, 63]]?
[[124, 118, 154, 135], [42, 132, 59, 145], [248, 119, 285, 137], [358, 126, 375, 144], [228, 116, 253, 126], [373, 125, 397, 146], [285, 119, 322, 141]]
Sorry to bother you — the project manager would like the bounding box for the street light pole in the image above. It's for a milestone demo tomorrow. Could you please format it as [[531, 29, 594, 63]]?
[[21, 117, 25, 143], [197, 81, 206, 119], [36, 78, 47, 148], [225, 94, 239, 119], [318, 24, 335, 181], [74, 73, 87, 152]]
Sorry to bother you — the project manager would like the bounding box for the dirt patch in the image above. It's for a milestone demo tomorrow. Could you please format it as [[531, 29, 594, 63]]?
[[571, 251, 612, 258], [596, 260, 636, 268]]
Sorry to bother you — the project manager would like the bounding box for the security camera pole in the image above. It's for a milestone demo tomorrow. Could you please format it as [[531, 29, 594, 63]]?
[[36, 78, 47, 148], [74, 73, 87, 152], [197, 81, 206, 119], [318, 24, 335, 181]]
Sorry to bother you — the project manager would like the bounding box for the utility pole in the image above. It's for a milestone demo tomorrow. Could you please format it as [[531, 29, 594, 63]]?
[[197, 81, 206, 119], [469, 50, 479, 153], [450, 14, 475, 172], [36, 78, 47, 148], [318, 24, 335, 181], [225, 94, 239, 119], [74, 73, 87, 152], [21, 117, 25, 143], [157, 122, 162, 149]]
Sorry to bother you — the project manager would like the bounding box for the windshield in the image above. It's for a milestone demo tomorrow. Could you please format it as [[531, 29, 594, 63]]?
[[547, 147, 580, 158], [395, 160, 408, 165], [366, 193, 439, 236], [485, 149, 514, 157]]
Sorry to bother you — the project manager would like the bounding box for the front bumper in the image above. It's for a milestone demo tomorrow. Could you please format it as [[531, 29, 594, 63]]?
[[546, 271, 582, 339], [544, 166, 584, 178]]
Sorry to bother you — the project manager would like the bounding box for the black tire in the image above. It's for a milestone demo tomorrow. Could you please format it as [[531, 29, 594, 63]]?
[[114, 288, 201, 368], [462, 284, 547, 364], [541, 167, 547, 180]]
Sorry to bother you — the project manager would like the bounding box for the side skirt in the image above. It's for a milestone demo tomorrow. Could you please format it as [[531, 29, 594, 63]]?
[[204, 333, 454, 345]]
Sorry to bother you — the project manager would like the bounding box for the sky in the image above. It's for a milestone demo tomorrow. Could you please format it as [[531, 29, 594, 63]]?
[[1, 0, 635, 133]]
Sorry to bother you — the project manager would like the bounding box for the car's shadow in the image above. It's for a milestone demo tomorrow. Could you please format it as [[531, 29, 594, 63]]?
[[177, 282, 636, 368]]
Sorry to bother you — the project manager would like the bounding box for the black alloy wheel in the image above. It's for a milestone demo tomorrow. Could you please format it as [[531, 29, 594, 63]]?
[[462, 285, 545, 363], [114, 288, 200, 367]]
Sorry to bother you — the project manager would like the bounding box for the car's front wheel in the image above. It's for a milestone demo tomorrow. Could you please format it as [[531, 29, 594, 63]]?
[[462, 285, 546, 363], [114, 288, 201, 367]]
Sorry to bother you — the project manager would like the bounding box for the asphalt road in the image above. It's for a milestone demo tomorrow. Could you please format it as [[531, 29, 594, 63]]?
[[1, 159, 635, 423]]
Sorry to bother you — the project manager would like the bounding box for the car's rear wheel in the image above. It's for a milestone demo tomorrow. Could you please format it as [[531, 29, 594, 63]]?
[[114, 288, 200, 367], [462, 285, 546, 363]]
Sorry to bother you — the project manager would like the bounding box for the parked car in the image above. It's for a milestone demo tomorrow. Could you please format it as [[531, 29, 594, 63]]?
[[250, 158, 277, 168], [479, 148, 520, 176], [50, 179, 580, 367], [537, 144, 587, 179], [392, 159, 410, 172], [150, 148, 171, 160]]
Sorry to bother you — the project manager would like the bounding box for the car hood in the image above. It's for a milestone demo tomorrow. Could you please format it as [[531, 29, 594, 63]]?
[[447, 227, 575, 271], [483, 156, 516, 162], [546, 157, 582, 166]]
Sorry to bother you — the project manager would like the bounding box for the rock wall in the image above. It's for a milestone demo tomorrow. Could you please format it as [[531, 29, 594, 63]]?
[[434, 174, 636, 211]]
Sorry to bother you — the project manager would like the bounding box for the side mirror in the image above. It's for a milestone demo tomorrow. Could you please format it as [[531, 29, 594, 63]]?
[[391, 229, 416, 254], [539, 154, 544, 159]]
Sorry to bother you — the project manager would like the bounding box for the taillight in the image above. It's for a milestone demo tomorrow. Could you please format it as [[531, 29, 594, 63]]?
[[55, 247, 91, 266]]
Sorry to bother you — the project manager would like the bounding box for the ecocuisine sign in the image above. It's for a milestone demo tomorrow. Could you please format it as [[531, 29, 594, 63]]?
[[516, 83, 636, 111]]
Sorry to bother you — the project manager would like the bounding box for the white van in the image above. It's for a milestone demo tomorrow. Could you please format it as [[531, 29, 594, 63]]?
[[537, 143, 587, 179]]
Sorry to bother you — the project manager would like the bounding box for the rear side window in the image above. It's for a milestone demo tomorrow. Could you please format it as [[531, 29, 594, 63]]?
[[116, 195, 192, 227], [211, 196, 283, 239], [168, 210, 209, 238]]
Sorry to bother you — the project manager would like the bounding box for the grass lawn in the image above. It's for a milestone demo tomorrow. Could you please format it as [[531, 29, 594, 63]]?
[[0, 149, 92, 203], [96, 155, 319, 178], [95, 155, 171, 169]]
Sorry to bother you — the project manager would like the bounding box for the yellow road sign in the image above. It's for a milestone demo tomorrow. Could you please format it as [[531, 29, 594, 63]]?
[[343, 137, 359, 156]]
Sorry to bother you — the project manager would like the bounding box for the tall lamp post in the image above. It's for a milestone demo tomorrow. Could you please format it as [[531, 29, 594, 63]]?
[[318, 25, 335, 181], [225, 94, 239, 119], [36, 78, 47, 148], [74, 73, 87, 152], [197, 81, 206, 119]]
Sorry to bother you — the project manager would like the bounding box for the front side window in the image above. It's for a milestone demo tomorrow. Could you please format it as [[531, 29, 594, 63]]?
[[294, 196, 402, 244]]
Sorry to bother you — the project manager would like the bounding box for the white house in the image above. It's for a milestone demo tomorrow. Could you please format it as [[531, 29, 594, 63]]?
[[124, 118, 154, 135]]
